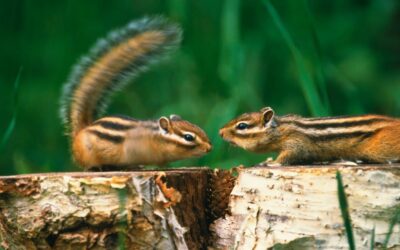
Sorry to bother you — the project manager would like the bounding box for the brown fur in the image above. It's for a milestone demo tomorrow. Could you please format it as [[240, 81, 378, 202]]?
[[360, 123, 400, 162], [74, 118, 211, 168], [70, 32, 166, 136], [220, 107, 400, 165], [65, 18, 211, 169]]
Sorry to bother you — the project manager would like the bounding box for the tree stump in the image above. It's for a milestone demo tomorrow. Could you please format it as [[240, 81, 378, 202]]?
[[209, 165, 400, 249], [0, 165, 399, 249], [0, 168, 210, 250]]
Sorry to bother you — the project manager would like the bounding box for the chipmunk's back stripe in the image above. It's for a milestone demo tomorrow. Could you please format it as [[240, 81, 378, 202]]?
[[107, 115, 138, 122], [304, 114, 374, 121], [288, 118, 387, 130], [95, 117, 160, 131], [142, 122, 160, 131], [89, 129, 125, 143], [309, 130, 376, 142], [93, 120, 134, 130]]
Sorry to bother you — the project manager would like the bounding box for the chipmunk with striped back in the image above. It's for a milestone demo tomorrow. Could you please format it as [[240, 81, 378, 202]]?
[[60, 17, 211, 169], [219, 107, 400, 165]]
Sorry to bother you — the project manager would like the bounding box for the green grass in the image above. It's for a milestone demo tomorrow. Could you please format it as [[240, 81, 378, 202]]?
[[336, 171, 355, 250], [303, 0, 330, 113], [383, 209, 400, 248], [117, 188, 128, 249], [0, 1, 398, 248], [1, 67, 22, 152], [0, 1, 399, 173], [370, 226, 375, 250], [262, 0, 329, 116], [337, 171, 399, 249]]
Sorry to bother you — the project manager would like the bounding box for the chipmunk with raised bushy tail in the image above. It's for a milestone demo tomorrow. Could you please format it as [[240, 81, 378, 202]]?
[[60, 17, 211, 169], [219, 107, 400, 165]]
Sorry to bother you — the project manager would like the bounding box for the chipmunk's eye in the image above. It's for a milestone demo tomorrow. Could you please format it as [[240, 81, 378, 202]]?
[[236, 122, 249, 130], [183, 134, 195, 142]]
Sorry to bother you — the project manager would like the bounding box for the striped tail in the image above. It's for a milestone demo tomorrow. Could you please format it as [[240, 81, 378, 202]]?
[[59, 16, 182, 137]]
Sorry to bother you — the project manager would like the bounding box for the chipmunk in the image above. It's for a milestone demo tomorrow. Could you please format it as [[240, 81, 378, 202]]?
[[219, 107, 400, 165], [60, 17, 212, 169]]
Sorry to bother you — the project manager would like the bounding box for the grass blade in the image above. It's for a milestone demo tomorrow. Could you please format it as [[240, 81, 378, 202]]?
[[1, 67, 23, 151], [336, 170, 355, 250], [383, 208, 400, 248], [262, 0, 328, 116], [168, 0, 186, 23], [219, 0, 241, 88], [117, 188, 127, 249], [303, 0, 330, 113], [370, 226, 375, 250]]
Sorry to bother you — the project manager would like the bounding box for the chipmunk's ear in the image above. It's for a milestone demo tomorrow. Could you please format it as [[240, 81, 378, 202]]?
[[169, 114, 182, 121], [159, 116, 171, 133], [261, 107, 277, 128]]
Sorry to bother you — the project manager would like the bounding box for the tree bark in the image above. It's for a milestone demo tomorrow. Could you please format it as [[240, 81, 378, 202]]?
[[209, 165, 400, 250], [0, 168, 210, 250], [0, 165, 399, 250]]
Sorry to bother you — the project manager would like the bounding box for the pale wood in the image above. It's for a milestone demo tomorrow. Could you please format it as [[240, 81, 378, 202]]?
[[0, 168, 210, 250], [209, 165, 400, 250], [1, 165, 399, 250]]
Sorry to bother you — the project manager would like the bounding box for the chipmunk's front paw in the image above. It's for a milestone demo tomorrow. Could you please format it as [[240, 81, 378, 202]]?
[[260, 157, 282, 167], [266, 162, 282, 167], [331, 159, 359, 166]]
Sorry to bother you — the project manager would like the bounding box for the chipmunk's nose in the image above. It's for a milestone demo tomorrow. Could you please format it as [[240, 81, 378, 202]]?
[[219, 129, 225, 137]]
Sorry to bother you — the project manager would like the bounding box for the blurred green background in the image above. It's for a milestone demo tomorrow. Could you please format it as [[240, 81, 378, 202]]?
[[0, 0, 399, 175]]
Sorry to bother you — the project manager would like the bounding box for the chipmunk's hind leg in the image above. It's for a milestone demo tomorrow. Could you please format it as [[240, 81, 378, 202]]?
[[268, 150, 308, 166], [361, 125, 400, 163]]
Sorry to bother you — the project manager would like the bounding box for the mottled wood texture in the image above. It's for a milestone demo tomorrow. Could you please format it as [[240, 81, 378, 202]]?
[[1, 165, 399, 250], [209, 165, 400, 250], [0, 168, 210, 250]]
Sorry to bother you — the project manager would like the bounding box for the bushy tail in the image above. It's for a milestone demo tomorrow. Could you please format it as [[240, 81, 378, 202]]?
[[60, 16, 182, 137]]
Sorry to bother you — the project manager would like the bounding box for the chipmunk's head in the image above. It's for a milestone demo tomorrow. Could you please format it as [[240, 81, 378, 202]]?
[[158, 114, 212, 160], [219, 107, 279, 152]]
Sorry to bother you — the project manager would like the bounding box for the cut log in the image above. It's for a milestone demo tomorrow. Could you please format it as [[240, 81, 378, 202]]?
[[209, 165, 400, 249], [0, 168, 210, 250], [0, 165, 399, 250]]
